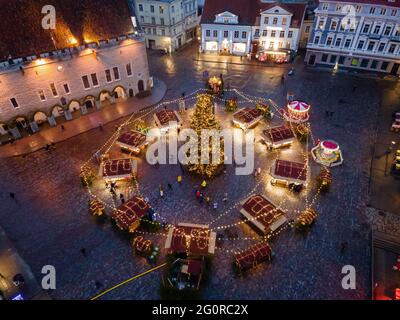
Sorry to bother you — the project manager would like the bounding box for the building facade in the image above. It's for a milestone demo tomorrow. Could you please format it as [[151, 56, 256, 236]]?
[[200, 0, 307, 56], [134, 0, 199, 52], [305, 0, 400, 75], [0, 0, 151, 140]]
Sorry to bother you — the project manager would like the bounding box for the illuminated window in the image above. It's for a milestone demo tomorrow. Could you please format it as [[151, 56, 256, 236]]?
[[38, 90, 46, 101], [50, 83, 58, 96]]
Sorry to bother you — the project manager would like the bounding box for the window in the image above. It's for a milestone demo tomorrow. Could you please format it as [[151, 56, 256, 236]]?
[[38, 90, 46, 101], [91, 73, 99, 87], [278, 42, 283, 48], [370, 60, 378, 69], [357, 40, 364, 49], [389, 44, 396, 54], [282, 17, 287, 26], [318, 18, 325, 29], [272, 17, 278, 25], [336, 5, 342, 12], [351, 58, 359, 66], [262, 29, 268, 36], [335, 38, 342, 47], [370, 7, 375, 14], [160, 18, 165, 25], [264, 17, 269, 24], [159, 6, 164, 14], [360, 59, 369, 68], [63, 83, 70, 94], [213, 30, 218, 37], [326, 37, 333, 46], [50, 83, 58, 96], [356, 5, 361, 13], [321, 54, 328, 62], [384, 26, 392, 36], [322, 3, 328, 10], [138, 4, 143, 11], [344, 38, 351, 48], [223, 18, 229, 24], [367, 41, 375, 50], [338, 56, 345, 65], [172, 18, 175, 24], [242, 31, 247, 39], [161, 29, 165, 36], [271, 30, 276, 37], [330, 55, 337, 63], [82, 75, 90, 89], [206, 30, 210, 37], [362, 24, 370, 33], [381, 61, 389, 70], [152, 28, 156, 35], [269, 41, 274, 48], [105, 69, 112, 82], [113, 67, 120, 80], [330, 21, 337, 30], [378, 42, 386, 52], [224, 31, 228, 38], [234, 31, 239, 38], [280, 31, 285, 38], [10, 98, 19, 108], [392, 9, 397, 17], [305, 26, 310, 33], [140, 16, 144, 23], [373, 25, 381, 34], [288, 31, 293, 38], [151, 17, 156, 24], [150, 5, 154, 13], [171, 5, 175, 13], [380, 8, 386, 15], [255, 29, 260, 37], [314, 35, 320, 44]]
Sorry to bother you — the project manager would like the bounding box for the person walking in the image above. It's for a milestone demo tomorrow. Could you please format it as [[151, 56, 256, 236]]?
[[195, 190, 201, 200], [9, 192, 16, 200], [119, 193, 125, 204], [177, 175, 182, 184], [168, 183, 173, 190], [159, 185, 164, 198], [201, 180, 207, 188], [213, 202, 218, 210], [223, 193, 228, 202], [80, 248, 87, 257]]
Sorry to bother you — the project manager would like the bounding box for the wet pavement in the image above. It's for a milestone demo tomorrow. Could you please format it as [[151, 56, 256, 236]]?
[[0, 43, 398, 299]]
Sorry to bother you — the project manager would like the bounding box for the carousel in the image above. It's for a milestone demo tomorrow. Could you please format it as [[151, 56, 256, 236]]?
[[283, 100, 311, 123], [208, 76, 223, 95], [311, 140, 343, 167]]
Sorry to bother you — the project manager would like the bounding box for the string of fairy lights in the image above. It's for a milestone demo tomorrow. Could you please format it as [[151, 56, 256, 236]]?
[[81, 87, 327, 255]]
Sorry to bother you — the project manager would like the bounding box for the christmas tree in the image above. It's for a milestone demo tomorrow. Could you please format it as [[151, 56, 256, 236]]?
[[187, 94, 224, 178]]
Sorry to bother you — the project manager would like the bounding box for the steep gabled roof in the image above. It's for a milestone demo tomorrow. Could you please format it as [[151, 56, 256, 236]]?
[[0, 0, 134, 60]]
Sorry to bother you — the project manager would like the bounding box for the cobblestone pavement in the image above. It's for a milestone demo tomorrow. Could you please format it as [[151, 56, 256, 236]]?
[[0, 44, 397, 299]]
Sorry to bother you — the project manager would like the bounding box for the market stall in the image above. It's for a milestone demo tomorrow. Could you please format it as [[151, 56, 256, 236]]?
[[153, 109, 182, 133], [234, 242, 272, 273], [283, 100, 311, 123], [116, 130, 148, 155], [240, 194, 287, 234], [165, 223, 216, 257], [111, 196, 150, 232], [311, 140, 343, 167], [270, 159, 308, 188], [262, 125, 295, 149], [100, 158, 137, 182], [232, 107, 263, 130], [89, 199, 106, 217]]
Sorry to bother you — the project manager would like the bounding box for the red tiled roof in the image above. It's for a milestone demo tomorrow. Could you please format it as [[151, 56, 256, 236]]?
[[233, 108, 262, 124], [201, 0, 306, 28], [117, 131, 147, 148], [273, 159, 307, 181], [234, 242, 272, 271], [241, 194, 286, 232], [111, 197, 150, 231], [155, 109, 180, 126], [0, 0, 134, 60], [168, 225, 213, 256], [102, 158, 133, 178], [263, 125, 295, 143]]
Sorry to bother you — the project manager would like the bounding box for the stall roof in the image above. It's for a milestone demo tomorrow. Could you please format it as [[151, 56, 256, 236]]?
[[165, 223, 216, 256], [154, 109, 181, 126], [102, 158, 134, 178], [235, 241, 272, 271], [273, 159, 307, 182], [233, 108, 262, 124], [263, 125, 295, 144], [111, 197, 150, 231], [240, 194, 287, 234], [117, 131, 147, 148]]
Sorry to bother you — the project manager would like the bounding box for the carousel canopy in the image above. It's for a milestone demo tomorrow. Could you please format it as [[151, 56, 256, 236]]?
[[288, 100, 310, 113], [165, 223, 216, 256], [240, 194, 287, 234], [321, 140, 339, 151]]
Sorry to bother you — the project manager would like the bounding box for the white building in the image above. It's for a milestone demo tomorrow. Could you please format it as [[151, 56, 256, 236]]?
[[0, 0, 151, 140], [305, 0, 400, 75], [135, 0, 199, 52], [200, 0, 306, 56]]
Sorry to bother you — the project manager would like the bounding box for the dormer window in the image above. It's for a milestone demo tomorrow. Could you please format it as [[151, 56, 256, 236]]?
[[224, 18, 229, 24]]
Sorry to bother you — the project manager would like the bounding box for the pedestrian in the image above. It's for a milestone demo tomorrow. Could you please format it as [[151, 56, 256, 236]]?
[[61, 124, 65, 131], [195, 190, 201, 200], [80, 248, 87, 257], [281, 74, 285, 84], [199, 192, 204, 203], [159, 184, 164, 198], [177, 175, 182, 184], [9, 192, 15, 200], [201, 180, 207, 188], [223, 193, 228, 202], [205, 196, 211, 205], [254, 169, 258, 178], [213, 202, 218, 210], [168, 183, 173, 190], [45, 144, 50, 151], [95, 281, 102, 289], [340, 241, 348, 254], [257, 167, 261, 176], [119, 193, 125, 204]]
